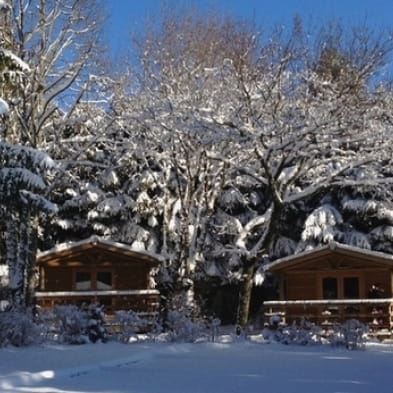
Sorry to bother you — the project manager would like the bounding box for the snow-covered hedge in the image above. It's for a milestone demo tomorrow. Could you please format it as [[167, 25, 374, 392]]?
[[0, 304, 371, 349], [264, 318, 369, 349]]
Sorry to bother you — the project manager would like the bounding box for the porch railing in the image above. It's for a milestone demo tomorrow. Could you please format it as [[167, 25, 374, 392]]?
[[263, 298, 393, 330], [35, 289, 160, 314]]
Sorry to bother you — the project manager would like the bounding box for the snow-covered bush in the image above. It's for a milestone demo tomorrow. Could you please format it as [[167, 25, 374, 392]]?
[[328, 319, 368, 349], [49, 304, 108, 344], [51, 305, 90, 344], [265, 318, 323, 346], [86, 303, 108, 343], [166, 310, 205, 342], [0, 310, 41, 347], [264, 318, 369, 349], [114, 310, 147, 343]]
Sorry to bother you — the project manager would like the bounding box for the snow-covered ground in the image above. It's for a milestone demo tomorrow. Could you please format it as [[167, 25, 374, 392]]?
[[1, 336, 393, 393]]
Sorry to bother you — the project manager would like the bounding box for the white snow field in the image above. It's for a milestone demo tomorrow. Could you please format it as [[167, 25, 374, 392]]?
[[1, 337, 393, 393]]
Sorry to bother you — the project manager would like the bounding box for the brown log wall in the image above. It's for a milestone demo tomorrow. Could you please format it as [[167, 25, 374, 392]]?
[[286, 273, 317, 300], [42, 267, 73, 291]]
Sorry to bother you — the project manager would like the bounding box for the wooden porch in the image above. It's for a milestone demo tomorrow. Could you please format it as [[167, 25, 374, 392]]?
[[35, 289, 160, 315], [264, 298, 393, 331]]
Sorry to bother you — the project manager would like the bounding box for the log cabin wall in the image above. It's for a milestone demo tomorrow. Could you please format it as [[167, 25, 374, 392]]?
[[115, 266, 150, 290], [285, 272, 317, 300], [41, 264, 151, 292], [389, 272, 393, 297], [281, 268, 392, 301], [363, 269, 391, 297], [38, 245, 156, 292], [41, 267, 73, 291]]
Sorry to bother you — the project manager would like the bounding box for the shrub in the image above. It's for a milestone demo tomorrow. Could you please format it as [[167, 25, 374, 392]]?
[[51, 305, 90, 344], [114, 310, 147, 343], [86, 303, 108, 343], [49, 304, 108, 344], [265, 318, 323, 345], [166, 310, 205, 342], [0, 309, 41, 347], [264, 318, 369, 349], [329, 319, 368, 349]]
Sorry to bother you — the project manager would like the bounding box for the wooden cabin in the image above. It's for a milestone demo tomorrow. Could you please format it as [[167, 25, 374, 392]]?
[[263, 242, 393, 331], [35, 237, 162, 315]]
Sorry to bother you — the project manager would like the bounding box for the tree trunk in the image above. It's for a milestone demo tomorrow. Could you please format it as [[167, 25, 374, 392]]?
[[236, 202, 283, 330], [6, 217, 22, 309], [236, 262, 258, 329], [4, 211, 39, 310], [25, 215, 39, 308]]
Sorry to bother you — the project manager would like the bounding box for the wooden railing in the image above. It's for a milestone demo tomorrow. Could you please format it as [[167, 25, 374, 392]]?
[[35, 289, 160, 314], [263, 298, 393, 330]]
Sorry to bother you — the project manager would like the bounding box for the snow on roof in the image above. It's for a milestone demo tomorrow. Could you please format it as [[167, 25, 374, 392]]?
[[37, 236, 164, 263], [264, 241, 393, 272]]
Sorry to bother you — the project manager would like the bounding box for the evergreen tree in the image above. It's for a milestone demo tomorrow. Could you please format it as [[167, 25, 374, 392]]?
[[0, 5, 56, 308]]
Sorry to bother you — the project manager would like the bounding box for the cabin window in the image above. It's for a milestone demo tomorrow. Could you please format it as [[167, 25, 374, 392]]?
[[343, 277, 359, 299], [322, 277, 338, 299], [321, 275, 360, 299], [96, 272, 112, 290], [75, 272, 92, 290], [74, 270, 113, 291]]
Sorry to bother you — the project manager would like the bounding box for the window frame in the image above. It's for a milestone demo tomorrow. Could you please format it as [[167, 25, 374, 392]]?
[[73, 268, 114, 291], [319, 273, 362, 300], [75, 271, 93, 291], [322, 277, 338, 299]]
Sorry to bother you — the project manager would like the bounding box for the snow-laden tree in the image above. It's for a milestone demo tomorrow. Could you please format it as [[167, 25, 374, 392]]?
[[41, 99, 115, 246], [0, 16, 56, 308], [0, 0, 107, 247], [130, 12, 393, 327], [208, 22, 393, 327], [0, 0, 106, 309], [0, 0, 110, 264], [114, 9, 264, 312], [299, 185, 393, 253], [1, 0, 105, 148], [0, 142, 56, 309]]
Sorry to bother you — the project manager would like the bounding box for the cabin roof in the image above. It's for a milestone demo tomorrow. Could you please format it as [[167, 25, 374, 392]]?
[[37, 236, 163, 267], [264, 242, 393, 272]]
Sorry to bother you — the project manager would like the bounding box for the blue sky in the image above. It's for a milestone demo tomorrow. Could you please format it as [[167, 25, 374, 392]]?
[[105, 0, 393, 56]]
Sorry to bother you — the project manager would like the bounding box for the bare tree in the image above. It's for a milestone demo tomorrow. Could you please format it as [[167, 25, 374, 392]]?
[[2, 0, 105, 147]]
